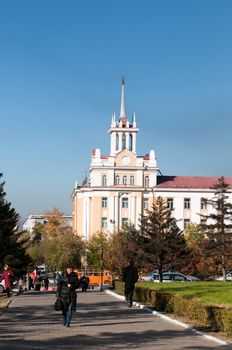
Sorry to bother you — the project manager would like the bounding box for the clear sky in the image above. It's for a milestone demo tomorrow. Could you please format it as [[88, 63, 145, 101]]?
[[1, 0, 232, 223]]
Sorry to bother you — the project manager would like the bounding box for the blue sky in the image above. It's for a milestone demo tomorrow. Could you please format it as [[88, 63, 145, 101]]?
[[1, 0, 232, 223]]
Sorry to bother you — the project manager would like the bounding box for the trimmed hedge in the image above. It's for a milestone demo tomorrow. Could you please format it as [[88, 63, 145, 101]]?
[[113, 280, 232, 335]]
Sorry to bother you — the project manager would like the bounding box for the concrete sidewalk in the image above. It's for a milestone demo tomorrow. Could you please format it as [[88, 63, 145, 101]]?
[[0, 290, 231, 350]]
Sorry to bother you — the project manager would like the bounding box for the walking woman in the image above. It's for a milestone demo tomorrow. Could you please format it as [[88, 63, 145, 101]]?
[[0, 265, 14, 297], [56, 265, 79, 327]]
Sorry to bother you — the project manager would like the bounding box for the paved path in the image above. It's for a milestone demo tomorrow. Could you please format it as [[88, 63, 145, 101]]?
[[0, 290, 231, 350]]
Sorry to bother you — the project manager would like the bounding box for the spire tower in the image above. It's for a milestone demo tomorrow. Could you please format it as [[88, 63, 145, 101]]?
[[120, 76, 126, 118]]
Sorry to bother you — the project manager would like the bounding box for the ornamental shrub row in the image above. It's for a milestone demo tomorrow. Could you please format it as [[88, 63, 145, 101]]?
[[113, 281, 232, 335]]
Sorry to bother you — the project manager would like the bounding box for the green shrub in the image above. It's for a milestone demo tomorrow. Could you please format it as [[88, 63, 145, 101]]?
[[113, 282, 232, 335]]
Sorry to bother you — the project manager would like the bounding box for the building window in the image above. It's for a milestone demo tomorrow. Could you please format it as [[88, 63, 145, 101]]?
[[102, 175, 107, 187], [123, 176, 127, 185], [122, 218, 128, 227], [122, 197, 128, 208], [129, 134, 133, 151], [144, 198, 149, 210], [144, 176, 149, 188], [167, 198, 174, 210], [184, 219, 190, 229], [201, 198, 207, 210], [130, 176, 134, 185], [184, 198, 191, 209], [102, 197, 107, 208], [116, 134, 119, 151], [115, 175, 120, 185], [101, 217, 107, 229], [200, 219, 207, 225], [122, 133, 126, 150]]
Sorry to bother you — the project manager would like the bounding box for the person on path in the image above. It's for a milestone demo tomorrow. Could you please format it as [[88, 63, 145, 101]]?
[[80, 274, 90, 292], [0, 265, 14, 297], [122, 260, 138, 307], [43, 275, 49, 290], [56, 266, 79, 327], [28, 275, 34, 290]]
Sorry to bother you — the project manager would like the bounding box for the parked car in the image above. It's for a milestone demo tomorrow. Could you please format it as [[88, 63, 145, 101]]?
[[139, 271, 195, 282], [0, 277, 5, 293], [185, 275, 200, 281], [0, 276, 21, 294], [138, 271, 157, 282], [216, 271, 232, 281]]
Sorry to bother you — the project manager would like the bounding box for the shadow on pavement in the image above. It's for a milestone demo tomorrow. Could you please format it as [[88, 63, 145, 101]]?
[[0, 291, 231, 350]]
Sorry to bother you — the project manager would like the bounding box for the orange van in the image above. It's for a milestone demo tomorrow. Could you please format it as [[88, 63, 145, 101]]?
[[75, 269, 112, 286]]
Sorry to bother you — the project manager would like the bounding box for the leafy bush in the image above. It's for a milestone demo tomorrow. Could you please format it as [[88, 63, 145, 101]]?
[[113, 281, 232, 335]]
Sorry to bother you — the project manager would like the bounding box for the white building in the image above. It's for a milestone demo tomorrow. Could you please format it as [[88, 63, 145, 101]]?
[[71, 78, 232, 239], [23, 214, 72, 233]]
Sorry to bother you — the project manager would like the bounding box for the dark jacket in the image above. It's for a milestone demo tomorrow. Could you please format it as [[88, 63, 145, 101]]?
[[123, 264, 138, 291], [57, 271, 79, 311]]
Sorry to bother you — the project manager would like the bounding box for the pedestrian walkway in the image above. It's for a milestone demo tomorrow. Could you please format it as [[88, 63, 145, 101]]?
[[0, 289, 231, 349]]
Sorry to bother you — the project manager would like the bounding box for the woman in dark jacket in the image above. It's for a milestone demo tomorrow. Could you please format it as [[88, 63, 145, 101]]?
[[56, 266, 79, 327]]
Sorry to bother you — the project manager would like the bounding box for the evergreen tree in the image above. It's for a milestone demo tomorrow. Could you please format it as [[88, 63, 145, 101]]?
[[139, 196, 187, 282], [200, 176, 232, 280], [0, 173, 32, 274]]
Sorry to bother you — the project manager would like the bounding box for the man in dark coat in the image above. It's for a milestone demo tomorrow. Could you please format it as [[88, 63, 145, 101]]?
[[80, 274, 90, 292], [56, 266, 79, 327], [123, 260, 138, 307], [0, 265, 14, 297]]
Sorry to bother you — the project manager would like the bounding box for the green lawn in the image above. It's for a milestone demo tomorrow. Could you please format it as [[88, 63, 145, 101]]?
[[137, 281, 232, 307]]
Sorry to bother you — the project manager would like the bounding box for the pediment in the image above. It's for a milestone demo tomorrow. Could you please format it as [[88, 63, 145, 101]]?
[[115, 149, 137, 167]]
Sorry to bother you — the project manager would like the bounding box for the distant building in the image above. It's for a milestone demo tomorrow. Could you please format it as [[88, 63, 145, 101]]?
[[71, 78, 232, 240], [23, 214, 72, 233]]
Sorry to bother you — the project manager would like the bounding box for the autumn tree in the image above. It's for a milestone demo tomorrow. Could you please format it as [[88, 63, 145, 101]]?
[[183, 223, 212, 279], [87, 231, 109, 270], [27, 208, 83, 270], [139, 196, 188, 282], [105, 224, 153, 278], [200, 177, 232, 280]]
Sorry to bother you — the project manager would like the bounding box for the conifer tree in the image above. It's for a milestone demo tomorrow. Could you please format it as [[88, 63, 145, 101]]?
[[201, 176, 232, 280], [0, 173, 32, 273], [139, 196, 187, 281]]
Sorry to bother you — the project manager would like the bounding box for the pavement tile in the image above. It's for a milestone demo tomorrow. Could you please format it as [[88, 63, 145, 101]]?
[[0, 289, 231, 350]]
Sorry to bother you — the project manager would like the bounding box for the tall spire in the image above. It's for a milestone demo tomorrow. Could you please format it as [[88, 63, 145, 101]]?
[[120, 75, 126, 118]]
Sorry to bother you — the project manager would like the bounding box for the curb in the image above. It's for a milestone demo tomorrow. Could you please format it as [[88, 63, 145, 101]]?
[[105, 289, 229, 346]]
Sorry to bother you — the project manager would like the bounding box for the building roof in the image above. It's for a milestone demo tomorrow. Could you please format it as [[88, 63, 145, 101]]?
[[155, 176, 232, 189]]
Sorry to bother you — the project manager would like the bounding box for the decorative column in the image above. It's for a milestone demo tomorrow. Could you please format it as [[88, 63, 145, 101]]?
[[110, 132, 116, 155], [132, 133, 136, 153], [126, 133, 129, 150]]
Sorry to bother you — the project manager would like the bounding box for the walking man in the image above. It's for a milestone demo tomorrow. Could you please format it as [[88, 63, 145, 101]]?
[[123, 260, 138, 307]]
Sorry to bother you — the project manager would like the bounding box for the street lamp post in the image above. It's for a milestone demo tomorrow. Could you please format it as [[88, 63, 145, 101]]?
[[100, 238, 104, 291]]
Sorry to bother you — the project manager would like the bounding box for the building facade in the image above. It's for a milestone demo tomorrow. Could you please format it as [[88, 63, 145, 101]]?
[[71, 79, 232, 240], [23, 214, 72, 234]]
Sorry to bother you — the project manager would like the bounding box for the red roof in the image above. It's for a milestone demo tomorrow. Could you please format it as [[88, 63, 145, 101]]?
[[155, 176, 232, 189], [143, 155, 150, 160]]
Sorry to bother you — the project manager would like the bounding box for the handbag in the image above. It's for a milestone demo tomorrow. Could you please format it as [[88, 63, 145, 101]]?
[[54, 297, 62, 311]]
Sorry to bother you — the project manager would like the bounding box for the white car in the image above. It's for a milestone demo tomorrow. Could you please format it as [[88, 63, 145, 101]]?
[[139, 271, 194, 282], [138, 271, 158, 282], [216, 271, 232, 281], [0, 278, 5, 293], [0, 275, 21, 294]]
